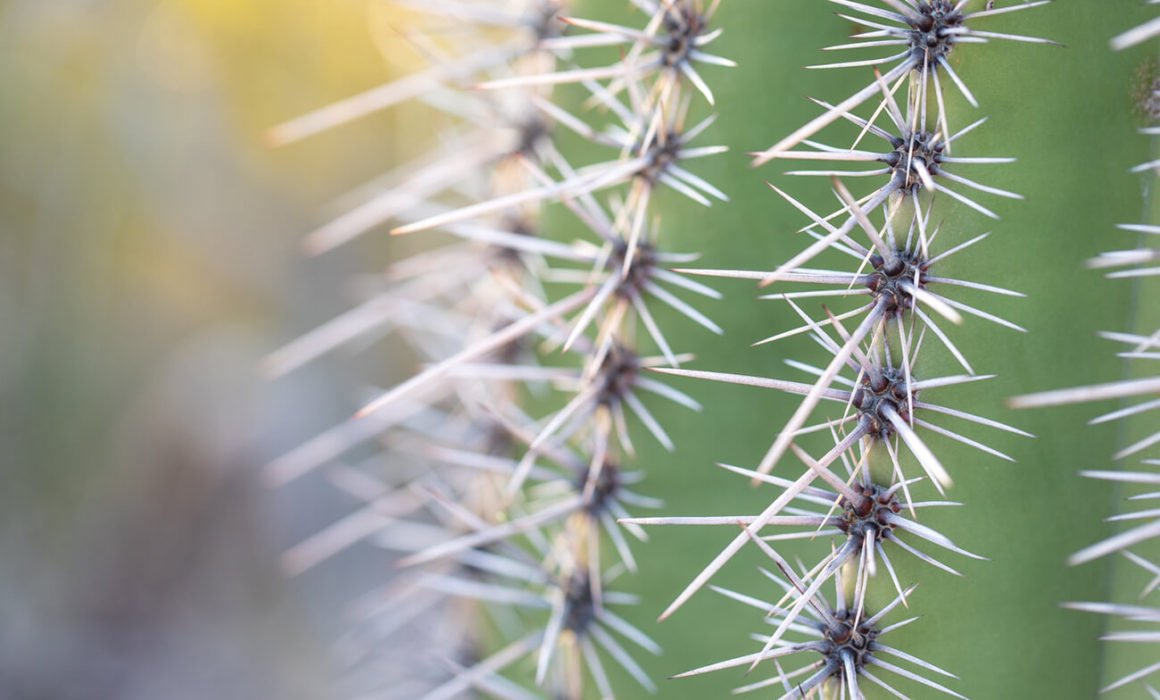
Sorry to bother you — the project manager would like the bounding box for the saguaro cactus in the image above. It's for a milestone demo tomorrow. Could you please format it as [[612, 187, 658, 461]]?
[[266, 2, 1160, 698]]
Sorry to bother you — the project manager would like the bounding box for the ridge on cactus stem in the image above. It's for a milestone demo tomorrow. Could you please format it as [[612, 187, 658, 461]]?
[[622, 461, 980, 659], [773, 74, 1021, 220], [660, 279, 1027, 474], [390, 85, 728, 237], [476, 0, 734, 106], [299, 100, 560, 255], [388, 217, 725, 367], [1009, 342, 1160, 459], [1066, 551, 1160, 692], [646, 323, 1029, 621], [419, 557, 661, 699], [442, 343, 704, 497], [1065, 465, 1160, 566], [347, 211, 725, 422], [265, 0, 568, 147], [623, 461, 978, 588], [292, 198, 723, 383], [671, 178, 1028, 501], [679, 191, 1025, 373], [374, 426, 665, 571], [751, 157, 1018, 293], [1009, 136, 1160, 571], [634, 443, 980, 671], [258, 0, 1071, 695], [350, 288, 596, 420], [752, 0, 1058, 164], [673, 545, 964, 699]]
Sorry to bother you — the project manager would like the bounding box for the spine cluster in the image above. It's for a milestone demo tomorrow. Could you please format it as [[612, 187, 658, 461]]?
[[266, 1, 733, 698], [629, 2, 1052, 697]]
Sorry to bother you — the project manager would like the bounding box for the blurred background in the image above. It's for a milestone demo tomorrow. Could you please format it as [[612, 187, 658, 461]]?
[[1, 0, 1158, 698]]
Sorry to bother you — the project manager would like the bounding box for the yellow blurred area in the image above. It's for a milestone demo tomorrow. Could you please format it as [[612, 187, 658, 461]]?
[[0, 1, 434, 697]]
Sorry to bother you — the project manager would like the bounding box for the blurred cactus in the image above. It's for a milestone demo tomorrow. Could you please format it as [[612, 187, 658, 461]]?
[[267, 1, 733, 697], [1013, 8, 1160, 695]]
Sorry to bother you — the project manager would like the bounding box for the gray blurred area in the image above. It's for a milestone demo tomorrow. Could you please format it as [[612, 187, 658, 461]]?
[[0, 0, 418, 696]]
